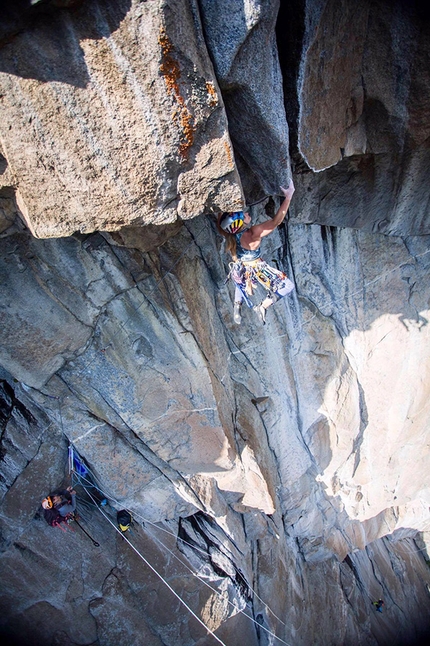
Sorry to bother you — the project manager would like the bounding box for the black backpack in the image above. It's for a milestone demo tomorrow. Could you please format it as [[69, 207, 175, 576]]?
[[117, 510, 132, 532]]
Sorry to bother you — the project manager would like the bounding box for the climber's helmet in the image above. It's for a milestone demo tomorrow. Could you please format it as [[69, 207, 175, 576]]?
[[220, 211, 246, 234], [42, 497, 53, 509]]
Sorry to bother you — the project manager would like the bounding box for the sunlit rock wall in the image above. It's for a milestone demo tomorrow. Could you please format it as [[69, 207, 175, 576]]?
[[0, 0, 244, 237], [1, 211, 430, 645], [1, 1, 430, 646]]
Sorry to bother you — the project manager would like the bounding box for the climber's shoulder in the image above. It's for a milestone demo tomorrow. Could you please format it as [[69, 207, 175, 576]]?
[[248, 219, 277, 240]]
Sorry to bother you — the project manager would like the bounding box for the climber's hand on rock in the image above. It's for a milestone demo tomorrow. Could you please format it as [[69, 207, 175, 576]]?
[[280, 180, 295, 198]]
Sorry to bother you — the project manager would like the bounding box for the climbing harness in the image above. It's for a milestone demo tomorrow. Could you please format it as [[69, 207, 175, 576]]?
[[47, 508, 99, 547], [229, 246, 430, 355], [227, 258, 291, 308], [43, 506, 73, 528], [49, 233, 430, 639]]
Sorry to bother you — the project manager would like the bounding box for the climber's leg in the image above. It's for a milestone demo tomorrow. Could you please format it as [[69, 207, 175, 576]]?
[[263, 277, 295, 308], [254, 277, 295, 325], [233, 286, 243, 324]]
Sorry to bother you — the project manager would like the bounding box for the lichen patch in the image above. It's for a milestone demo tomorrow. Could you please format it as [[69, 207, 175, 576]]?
[[158, 28, 196, 161]]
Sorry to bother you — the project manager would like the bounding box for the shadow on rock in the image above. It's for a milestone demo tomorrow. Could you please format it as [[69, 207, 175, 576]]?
[[0, 0, 132, 88]]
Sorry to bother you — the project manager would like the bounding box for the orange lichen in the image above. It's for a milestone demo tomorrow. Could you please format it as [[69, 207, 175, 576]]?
[[158, 28, 196, 161], [206, 81, 218, 107], [158, 28, 181, 95], [223, 140, 234, 170], [179, 110, 196, 159]]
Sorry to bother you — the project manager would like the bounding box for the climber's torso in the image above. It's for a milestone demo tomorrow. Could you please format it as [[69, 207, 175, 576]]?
[[235, 230, 262, 262]]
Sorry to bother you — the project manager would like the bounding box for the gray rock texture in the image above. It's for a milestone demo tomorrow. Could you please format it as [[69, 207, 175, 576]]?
[[1, 1, 430, 645], [0, 0, 243, 237], [1, 214, 430, 645], [279, 0, 430, 235], [198, 0, 291, 201]]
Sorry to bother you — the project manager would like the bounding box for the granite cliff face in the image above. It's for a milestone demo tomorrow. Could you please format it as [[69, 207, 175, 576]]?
[[1, 1, 430, 645]]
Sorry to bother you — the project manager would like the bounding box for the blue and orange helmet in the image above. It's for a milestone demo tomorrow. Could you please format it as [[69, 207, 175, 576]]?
[[220, 211, 246, 234]]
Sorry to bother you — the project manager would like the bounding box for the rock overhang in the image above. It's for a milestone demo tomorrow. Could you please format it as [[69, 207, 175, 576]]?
[[0, 0, 245, 238]]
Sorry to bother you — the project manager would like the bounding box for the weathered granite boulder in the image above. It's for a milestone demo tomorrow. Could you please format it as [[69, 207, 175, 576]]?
[[198, 0, 291, 201], [0, 0, 243, 237]]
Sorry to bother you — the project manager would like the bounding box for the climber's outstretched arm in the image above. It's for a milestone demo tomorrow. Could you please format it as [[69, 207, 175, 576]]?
[[249, 180, 295, 242]]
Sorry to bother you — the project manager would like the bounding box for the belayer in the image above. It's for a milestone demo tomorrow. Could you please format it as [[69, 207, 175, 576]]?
[[42, 486, 77, 527], [217, 180, 295, 324]]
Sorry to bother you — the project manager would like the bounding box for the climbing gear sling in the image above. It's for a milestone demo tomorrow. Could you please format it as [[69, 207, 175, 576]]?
[[44, 507, 74, 528], [227, 258, 290, 308], [73, 517, 100, 547]]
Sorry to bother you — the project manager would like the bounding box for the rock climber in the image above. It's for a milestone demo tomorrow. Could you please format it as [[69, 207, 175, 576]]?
[[41, 486, 77, 528], [42, 486, 77, 518], [217, 180, 295, 324]]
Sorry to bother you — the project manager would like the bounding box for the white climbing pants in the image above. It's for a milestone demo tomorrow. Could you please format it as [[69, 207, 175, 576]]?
[[234, 277, 294, 304]]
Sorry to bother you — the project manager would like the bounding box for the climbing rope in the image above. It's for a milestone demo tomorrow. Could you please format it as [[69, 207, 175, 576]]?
[[75, 472, 292, 645], [71, 462, 290, 640], [81, 483, 228, 646], [147, 526, 292, 645], [51, 222, 430, 638], [68, 443, 73, 477], [72, 465, 285, 620]]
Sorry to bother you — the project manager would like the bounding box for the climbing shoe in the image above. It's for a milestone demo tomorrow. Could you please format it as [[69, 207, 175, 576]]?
[[233, 302, 242, 325], [254, 303, 266, 325]]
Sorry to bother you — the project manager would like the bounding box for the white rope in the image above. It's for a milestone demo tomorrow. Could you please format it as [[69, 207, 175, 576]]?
[[147, 528, 292, 645], [59, 238, 430, 643], [122, 500, 287, 622], [385, 535, 430, 558], [73, 467, 288, 630], [83, 484, 228, 646], [346, 247, 430, 299], [68, 444, 73, 476]]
